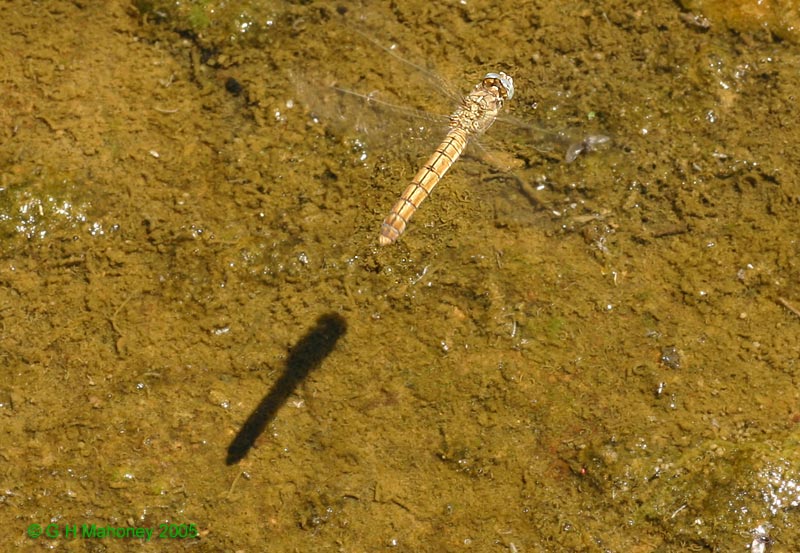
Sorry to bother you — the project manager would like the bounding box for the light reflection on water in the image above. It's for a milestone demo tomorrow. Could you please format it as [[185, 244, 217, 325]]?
[[0, 185, 99, 240], [760, 460, 800, 516]]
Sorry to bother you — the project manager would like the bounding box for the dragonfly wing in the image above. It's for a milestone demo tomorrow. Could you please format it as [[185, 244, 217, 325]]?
[[292, 69, 451, 166]]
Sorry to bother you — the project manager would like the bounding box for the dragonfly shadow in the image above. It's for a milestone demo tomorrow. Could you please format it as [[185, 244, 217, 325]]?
[[225, 312, 348, 465]]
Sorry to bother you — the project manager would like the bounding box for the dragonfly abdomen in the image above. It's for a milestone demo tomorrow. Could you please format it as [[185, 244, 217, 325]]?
[[378, 128, 469, 246]]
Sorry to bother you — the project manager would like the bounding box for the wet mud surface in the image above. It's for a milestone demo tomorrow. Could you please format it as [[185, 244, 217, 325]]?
[[2, 1, 799, 550]]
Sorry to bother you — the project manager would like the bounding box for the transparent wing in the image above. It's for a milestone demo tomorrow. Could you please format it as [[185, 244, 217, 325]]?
[[293, 69, 450, 171]]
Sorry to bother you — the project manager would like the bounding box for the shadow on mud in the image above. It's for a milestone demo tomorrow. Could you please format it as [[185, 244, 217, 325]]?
[[226, 312, 348, 465]]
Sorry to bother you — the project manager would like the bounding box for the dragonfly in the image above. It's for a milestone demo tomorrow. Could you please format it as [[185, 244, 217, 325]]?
[[379, 71, 514, 246], [309, 23, 609, 246]]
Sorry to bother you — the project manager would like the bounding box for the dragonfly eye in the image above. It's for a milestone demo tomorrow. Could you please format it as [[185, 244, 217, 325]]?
[[483, 72, 514, 100]]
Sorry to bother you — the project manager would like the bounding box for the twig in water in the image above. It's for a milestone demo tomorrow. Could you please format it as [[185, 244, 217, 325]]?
[[777, 297, 800, 319]]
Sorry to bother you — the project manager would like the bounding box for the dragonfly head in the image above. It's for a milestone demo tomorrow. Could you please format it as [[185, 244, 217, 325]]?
[[484, 72, 514, 100]]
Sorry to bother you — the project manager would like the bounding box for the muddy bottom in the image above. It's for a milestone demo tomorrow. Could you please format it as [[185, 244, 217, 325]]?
[[2, 1, 799, 551]]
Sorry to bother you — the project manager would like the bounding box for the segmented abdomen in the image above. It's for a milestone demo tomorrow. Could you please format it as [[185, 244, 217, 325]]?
[[378, 127, 469, 246]]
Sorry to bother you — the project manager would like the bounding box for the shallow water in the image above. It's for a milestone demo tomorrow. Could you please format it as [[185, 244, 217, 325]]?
[[2, 1, 799, 551]]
